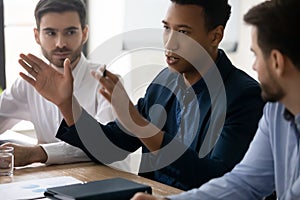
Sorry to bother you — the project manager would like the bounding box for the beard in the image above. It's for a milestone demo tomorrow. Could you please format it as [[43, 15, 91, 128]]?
[[41, 45, 83, 68], [260, 82, 285, 102]]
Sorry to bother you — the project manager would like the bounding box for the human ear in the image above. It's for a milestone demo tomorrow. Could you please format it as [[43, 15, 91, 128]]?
[[270, 49, 285, 77], [82, 25, 89, 44], [210, 25, 224, 47], [34, 28, 41, 45]]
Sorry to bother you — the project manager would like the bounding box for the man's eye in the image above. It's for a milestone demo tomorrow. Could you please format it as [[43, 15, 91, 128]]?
[[178, 30, 188, 34], [66, 30, 77, 35], [163, 25, 170, 30], [46, 31, 56, 36]]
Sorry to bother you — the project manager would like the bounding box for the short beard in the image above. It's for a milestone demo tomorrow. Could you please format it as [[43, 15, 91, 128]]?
[[261, 84, 285, 102], [41, 46, 82, 68]]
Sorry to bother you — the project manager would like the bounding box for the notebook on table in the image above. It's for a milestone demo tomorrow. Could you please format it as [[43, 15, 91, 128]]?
[[44, 177, 152, 200]]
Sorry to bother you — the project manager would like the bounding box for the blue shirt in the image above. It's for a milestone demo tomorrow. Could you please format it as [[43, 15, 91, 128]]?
[[169, 102, 300, 199], [56, 50, 265, 190]]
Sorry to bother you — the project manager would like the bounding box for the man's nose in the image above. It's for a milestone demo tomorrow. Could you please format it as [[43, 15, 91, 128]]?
[[164, 30, 179, 51], [55, 35, 67, 48]]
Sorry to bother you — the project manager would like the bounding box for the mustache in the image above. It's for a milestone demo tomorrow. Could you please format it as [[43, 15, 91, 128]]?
[[53, 48, 71, 53]]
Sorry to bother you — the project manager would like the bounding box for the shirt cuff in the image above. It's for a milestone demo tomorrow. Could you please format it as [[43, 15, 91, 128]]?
[[40, 141, 90, 165]]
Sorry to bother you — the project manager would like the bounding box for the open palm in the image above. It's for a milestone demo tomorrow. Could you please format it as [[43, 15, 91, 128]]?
[[18, 53, 73, 107]]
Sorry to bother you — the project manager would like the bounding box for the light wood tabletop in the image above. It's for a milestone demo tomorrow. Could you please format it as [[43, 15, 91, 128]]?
[[0, 162, 182, 197]]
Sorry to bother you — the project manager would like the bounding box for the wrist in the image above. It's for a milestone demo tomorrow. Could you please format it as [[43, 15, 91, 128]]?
[[31, 145, 48, 163], [58, 96, 82, 126]]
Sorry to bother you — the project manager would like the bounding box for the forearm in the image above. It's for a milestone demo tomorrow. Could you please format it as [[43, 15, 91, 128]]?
[[11, 144, 48, 167], [56, 110, 136, 164], [121, 103, 164, 152], [58, 96, 82, 126], [41, 141, 90, 164]]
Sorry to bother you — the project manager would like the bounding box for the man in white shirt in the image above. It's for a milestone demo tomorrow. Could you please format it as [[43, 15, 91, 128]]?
[[0, 0, 116, 167]]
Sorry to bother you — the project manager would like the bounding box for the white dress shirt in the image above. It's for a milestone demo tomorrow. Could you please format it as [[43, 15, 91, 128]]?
[[0, 54, 114, 164]]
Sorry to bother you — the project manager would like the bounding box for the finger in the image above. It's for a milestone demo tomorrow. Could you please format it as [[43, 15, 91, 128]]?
[[131, 193, 158, 200], [104, 69, 120, 84], [19, 72, 36, 86], [91, 68, 113, 89], [91, 70, 102, 82], [26, 53, 48, 70], [19, 59, 38, 78], [99, 87, 111, 102], [99, 75, 117, 94], [63, 58, 73, 80], [19, 53, 42, 72], [99, 64, 106, 77], [0, 142, 14, 147], [91, 65, 106, 80]]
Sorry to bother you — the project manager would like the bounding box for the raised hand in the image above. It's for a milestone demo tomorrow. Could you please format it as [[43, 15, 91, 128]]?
[[18, 53, 73, 108], [91, 69, 163, 152], [91, 69, 147, 135]]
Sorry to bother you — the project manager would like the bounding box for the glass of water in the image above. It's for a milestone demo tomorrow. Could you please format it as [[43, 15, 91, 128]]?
[[0, 146, 14, 176]]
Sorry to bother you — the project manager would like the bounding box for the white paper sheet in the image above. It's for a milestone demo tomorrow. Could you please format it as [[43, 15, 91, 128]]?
[[0, 176, 82, 200]]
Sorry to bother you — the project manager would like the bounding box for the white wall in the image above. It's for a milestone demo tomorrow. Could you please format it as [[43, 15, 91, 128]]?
[[86, 0, 265, 102], [87, 0, 125, 54], [87, 0, 265, 83], [227, 0, 264, 80], [4, 0, 40, 88]]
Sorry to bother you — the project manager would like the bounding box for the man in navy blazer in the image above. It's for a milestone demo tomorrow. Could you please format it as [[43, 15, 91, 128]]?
[[18, 0, 264, 191]]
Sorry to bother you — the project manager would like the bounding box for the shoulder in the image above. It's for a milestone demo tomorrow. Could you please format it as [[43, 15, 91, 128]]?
[[216, 50, 260, 94], [146, 67, 179, 95], [224, 68, 263, 108], [151, 67, 177, 84], [226, 67, 260, 91], [263, 102, 284, 117], [216, 51, 262, 106]]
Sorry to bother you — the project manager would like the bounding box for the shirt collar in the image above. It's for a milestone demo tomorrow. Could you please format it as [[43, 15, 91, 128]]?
[[189, 50, 223, 94], [73, 53, 88, 90], [175, 49, 226, 95], [283, 108, 300, 133], [283, 108, 294, 121]]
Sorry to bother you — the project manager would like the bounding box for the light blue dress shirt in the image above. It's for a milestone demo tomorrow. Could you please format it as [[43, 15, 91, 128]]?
[[168, 102, 300, 200]]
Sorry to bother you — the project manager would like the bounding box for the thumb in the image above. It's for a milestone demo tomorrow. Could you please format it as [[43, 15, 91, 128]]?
[[64, 58, 73, 80]]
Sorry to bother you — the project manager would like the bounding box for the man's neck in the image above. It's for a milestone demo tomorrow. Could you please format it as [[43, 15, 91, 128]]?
[[281, 78, 300, 116], [183, 49, 219, 86]]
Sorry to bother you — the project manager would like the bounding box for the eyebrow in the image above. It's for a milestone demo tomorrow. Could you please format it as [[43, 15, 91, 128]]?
[[42, 26, 79, 32], [162, 20, 192, 29]]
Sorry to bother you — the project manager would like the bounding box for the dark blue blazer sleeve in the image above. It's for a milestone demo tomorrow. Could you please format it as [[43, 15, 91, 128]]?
[[56, 110, 142, 164]]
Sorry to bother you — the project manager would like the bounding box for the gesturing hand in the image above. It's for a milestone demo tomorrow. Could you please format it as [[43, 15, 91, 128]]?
[[92, 69, 163, 152], [92, 69, 144, 133], [18, 53, 73, 108]]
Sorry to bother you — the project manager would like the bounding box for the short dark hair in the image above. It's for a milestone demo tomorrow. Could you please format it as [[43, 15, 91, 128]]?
[[34, 0, 87, 30], [244, 0, 300, 69], [170, 0, 231, 31]]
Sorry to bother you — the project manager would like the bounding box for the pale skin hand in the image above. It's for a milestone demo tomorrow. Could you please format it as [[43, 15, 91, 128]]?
[[18, 53, 81, 126], [91, 69, 164, 152], [0, 143, 47, 167], [131, 192, 167, 200]]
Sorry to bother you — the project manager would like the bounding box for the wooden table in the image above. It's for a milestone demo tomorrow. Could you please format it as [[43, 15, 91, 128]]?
[[0, 162, 182, 197]]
